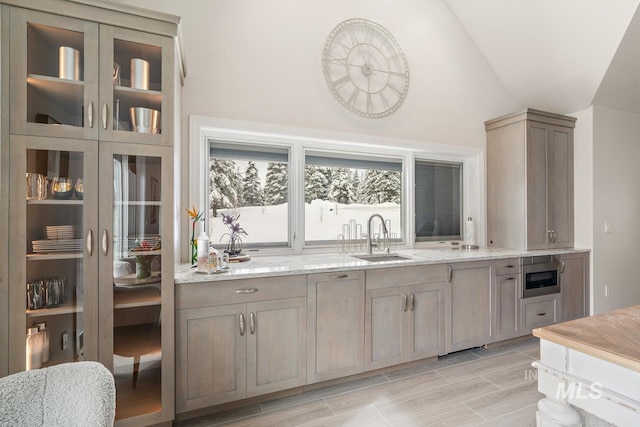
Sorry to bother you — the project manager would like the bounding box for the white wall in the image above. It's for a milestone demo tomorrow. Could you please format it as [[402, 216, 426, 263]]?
[[592, 105, 640, 313], [571, 107, 594, 312], [120, 0, 518, 147]]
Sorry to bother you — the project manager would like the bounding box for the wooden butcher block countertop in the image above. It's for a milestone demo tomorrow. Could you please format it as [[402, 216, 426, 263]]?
[[534, 304, 640, 373]]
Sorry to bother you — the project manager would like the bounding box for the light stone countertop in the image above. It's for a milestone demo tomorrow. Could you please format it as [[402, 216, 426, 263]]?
[[174, 246, 590, 284], [534, 305, 640, 372]]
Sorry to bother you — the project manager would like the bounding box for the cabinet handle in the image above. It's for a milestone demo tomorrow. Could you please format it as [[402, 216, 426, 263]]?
[[537, 312, 547, 316], [102, 103, 108, 129], [560, 260, 565, 274], [235, 288, 258, 294], [506, 277, 514, 281], [88, 102, 94, 128], [447, 266, 452, 283], [250, 312, 255, 335], [505, 265, 514, 268], [402, 293, 408, 312], [329, 274, 348, 279], [101, 229, 109, 256], [547, 230, 552, 243], [86, 229, 93, 256], [239, 313, 245, 336], [410, 293, 415, 311]]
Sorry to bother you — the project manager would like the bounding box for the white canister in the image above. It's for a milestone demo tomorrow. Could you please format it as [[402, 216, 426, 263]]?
[[130, 58, 150, 90], [59, 46, 80, 80]]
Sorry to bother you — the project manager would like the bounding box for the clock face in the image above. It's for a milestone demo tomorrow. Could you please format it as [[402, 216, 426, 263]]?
[[322, 18, 409, 119]]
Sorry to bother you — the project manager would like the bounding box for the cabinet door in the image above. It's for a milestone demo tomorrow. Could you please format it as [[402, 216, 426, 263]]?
[[246, 298, 306, 397], [307, 271, 364, 384], [448, 262, 494, 352], [559, 253, 588, 321], [407, 282, 446, 361], [99, 25, 174, 146], [547, 125, 574, 248], [365, 287, 405, 370], [526, 121, 550, 249], [495, 274, 521, 341], [98, 142, 174, 422], [8, 135, 99, 374], [176, 304, 246, 413], [9, 8, 99, 140]]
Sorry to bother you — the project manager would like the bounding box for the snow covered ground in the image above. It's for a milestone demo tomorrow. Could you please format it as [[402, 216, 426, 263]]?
[[209, 200, 401, 245]]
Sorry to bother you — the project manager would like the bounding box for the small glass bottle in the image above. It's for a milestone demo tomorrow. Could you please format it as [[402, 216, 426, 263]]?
[[26, 327, 42, 371], [196, 220, 210, 273], [37, 322, 49, 364]]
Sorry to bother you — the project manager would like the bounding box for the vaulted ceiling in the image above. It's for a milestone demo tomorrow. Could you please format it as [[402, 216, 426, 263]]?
[[446, 0, 640, 114]]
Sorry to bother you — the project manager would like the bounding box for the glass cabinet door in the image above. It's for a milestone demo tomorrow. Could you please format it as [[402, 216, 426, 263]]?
[[99, 26, 174, 146], [99, 143, 173, 422], [9, 8, 99, 140], [9, 135, 99, 373]]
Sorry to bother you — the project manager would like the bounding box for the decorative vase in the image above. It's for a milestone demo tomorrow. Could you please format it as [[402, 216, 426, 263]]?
[[135, 257, 152, 279], [226, 235, 242, 256], [190, 238, 197, 265]]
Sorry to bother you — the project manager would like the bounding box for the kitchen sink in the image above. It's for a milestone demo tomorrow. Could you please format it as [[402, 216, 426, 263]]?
[[351, 254, 412, 263]]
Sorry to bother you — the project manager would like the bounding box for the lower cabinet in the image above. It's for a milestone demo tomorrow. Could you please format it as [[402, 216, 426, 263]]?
[[175, 277, 306, 413], [494, 259, 522, 341], [521, 294, 561, 334], [364, 266, 446, 371], [307, 271, 364, 383], [558, 252, 589, 321], [448, 261, 494, 353]]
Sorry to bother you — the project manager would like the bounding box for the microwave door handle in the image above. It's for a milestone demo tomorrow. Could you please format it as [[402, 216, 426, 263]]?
[[560, 260, 565, 274]]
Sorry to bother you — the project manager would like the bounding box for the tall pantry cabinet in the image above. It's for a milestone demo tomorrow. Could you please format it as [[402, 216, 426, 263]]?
[[486, 109, 576, 250], [0, 1, 185, 425]]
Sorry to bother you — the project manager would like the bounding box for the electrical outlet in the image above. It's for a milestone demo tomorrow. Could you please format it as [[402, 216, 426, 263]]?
[[61, 331, 68, 350], [605, 286, 611, 298], [604, 222, 612, 233]]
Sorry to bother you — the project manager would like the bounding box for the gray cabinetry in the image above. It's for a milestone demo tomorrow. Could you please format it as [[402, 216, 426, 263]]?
[[494, 259, 521, 341], [307, 271, 364, 384], [521, 294, 561, 334], [447, 261, 494, 352], [364, 265, 446, 371], [557, 252, 589, 321], [486, 109, 575, 250], [175, 276, 307, 413]]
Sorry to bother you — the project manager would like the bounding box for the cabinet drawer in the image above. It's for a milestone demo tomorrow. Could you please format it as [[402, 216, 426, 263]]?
[[366, 265, 446, 289], [176, 275, 307, 309], [523, 298, 557, 330], [495, 258, 520, 276]]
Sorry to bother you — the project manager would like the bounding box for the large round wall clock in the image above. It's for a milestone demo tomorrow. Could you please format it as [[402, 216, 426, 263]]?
[[322, 18, 410, 119]]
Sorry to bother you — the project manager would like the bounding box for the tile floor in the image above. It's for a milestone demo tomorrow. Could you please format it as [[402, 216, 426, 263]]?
[[176, 338, 542, 427]]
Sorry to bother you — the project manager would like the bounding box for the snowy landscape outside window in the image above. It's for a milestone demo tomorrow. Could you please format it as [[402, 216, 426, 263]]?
[[415, 160, 462, 241], [209, 141, 290, 248], [304, 152, 402, 245]]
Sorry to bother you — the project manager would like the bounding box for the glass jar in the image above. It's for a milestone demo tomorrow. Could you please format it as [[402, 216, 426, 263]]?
[[26, 327, 42, 371], [37, 322, 49, 364]]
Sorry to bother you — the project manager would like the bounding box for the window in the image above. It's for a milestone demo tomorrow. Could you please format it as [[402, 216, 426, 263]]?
[[304, 151, 403, 245], [208, 141, 290, 248], [415, 160, 462, 241]]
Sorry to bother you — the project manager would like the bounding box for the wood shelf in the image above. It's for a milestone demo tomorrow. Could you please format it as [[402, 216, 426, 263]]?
[[27, 253, 82, 261], [114, 285, 161, 309], [27, 301, 82, 317], [27, 74, 84, 108], [27, 199, 83, 205]]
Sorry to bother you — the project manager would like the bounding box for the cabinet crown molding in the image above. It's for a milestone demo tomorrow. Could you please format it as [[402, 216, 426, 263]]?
[[484, 108, 577, 131]]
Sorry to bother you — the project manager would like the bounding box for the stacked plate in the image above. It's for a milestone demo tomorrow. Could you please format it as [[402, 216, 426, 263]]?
[[32, 239, 82, 253], [46, 225, 80, 240]]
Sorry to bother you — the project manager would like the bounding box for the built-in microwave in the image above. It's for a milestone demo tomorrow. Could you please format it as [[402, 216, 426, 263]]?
[[521, 255, 561, 298]]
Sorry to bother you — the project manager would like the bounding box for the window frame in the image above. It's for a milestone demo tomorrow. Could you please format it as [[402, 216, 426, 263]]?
[[189, 116, 484, 259]]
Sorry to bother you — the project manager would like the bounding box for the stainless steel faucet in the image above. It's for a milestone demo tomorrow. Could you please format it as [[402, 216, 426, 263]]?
[[367, 214, 388, 254]]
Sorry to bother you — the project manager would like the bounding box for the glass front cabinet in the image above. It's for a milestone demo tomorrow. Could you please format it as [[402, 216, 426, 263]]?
[[3, 2, 182, 425]]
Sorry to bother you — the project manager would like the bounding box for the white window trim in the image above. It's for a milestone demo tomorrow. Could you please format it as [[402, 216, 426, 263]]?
[[189, 115, 485, 255]]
